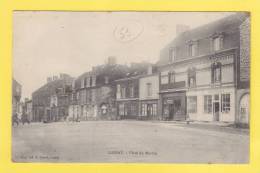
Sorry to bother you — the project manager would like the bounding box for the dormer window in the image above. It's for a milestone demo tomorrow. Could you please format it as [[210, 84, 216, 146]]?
[[188, 41, 198, 57], [213, 37, 220, 51], [169, 47, 176, 62], [211, 33, 224, 52]]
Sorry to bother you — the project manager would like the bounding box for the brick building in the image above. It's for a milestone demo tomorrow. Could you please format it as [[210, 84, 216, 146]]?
[[32, 74, 73, 122], [157, 13, 250, 123]]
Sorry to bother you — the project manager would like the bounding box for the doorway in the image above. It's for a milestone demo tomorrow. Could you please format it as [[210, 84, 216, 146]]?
[[169, 104, 174, 120], [213, 102, 220, 121]]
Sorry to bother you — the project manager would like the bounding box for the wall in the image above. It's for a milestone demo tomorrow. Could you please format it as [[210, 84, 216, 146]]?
[[187, 87, 235, 122], [139, 74, 159, 100]]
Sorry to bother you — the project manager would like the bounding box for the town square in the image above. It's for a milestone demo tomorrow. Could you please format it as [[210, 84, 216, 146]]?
[[12, 12, 250, 163]]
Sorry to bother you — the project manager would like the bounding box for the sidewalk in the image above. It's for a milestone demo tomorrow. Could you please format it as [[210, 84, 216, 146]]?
[[151, 120, 249, 135]]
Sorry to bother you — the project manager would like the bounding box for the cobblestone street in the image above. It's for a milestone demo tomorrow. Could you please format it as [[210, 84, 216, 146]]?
[[12, 121, 249, 163]]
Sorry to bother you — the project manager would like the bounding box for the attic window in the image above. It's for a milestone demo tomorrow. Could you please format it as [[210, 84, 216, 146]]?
[[189, 43, 197, 57], [211, 34, 224, 52]]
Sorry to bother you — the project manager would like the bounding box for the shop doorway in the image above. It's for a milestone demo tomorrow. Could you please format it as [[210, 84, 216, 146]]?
[[169, 104, 174, 120], [213, 102, 220, 121]]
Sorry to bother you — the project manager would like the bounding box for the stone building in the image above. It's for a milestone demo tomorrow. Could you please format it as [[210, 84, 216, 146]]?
[[138, 66, 159, 120], [12, 78, 22, 117], [157, 13, 250, 123], [68, 57, 129, 121], [32, 74, 73, 122], [237, 16, 250, 126], [115, 62, 152, 119], [23, 98, 33, 122]]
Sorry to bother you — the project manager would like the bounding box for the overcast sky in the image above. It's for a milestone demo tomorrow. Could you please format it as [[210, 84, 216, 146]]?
[[13, 11, 234, 99]]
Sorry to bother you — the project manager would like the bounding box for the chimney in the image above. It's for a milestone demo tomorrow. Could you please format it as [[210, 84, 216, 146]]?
[[176, 24, 190, 35], [47, 77, 52, 83], [147, 65, 153, 75], [53, 75, 58, 81], [107, 56, 117, 65]]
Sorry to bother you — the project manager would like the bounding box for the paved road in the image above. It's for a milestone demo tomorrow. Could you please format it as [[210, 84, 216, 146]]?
[[12, 121, 249, 163]]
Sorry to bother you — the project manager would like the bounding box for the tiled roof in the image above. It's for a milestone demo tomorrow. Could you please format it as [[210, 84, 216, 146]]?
[[157, 12, 249, 65]]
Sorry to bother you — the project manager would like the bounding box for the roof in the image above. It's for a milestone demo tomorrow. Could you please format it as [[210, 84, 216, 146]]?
[[157, 12, 249, 66]]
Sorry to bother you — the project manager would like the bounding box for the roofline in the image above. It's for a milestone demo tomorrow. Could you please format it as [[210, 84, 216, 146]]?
[[158, 47, 238, 68]]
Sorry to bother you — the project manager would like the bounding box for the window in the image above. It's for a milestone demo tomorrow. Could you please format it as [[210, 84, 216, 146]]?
[[121, 87, 126, 98], [187, 96, 197, 113], [116, 84, 121, 98], [81, 78, 85, 88], [147, 83, 152, 97], [169, 47, 176, 62], [189, 43, 197, 57], [212, 62, 222, 83], [105, 76, 109, 84], [168, 71, 175, 83], [119, 104, 125, 116], [204, 95, 212, 113], [221, 94, 230, 112], [188, 68, 196, 87], [129, 85, 134, 98], [89, 76, 92, 87], [141, 104, 147, 116], [213, 37, 221, 51], [152, 104, 157, 116]]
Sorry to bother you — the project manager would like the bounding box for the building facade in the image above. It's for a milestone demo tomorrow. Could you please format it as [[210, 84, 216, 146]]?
[[157, 13, 250, 124], [23, 99, 33, 122], [12, 79, 22, 118], [32, 74, 73, 122], [139, 67, 159, 120], [68, 57, 129, 121], [115, 63, 155, 119]]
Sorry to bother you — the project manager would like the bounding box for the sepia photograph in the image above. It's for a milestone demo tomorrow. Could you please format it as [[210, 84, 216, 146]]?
[[12, 11, 250, 163]]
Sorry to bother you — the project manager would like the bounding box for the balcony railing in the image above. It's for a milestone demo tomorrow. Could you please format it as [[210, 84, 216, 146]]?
[[161, 81, 186, 90]]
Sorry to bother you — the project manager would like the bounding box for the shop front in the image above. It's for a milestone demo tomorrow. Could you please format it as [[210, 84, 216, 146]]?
[[161, 91, 186, 121], [139, 100, 158, 120], [117, 100, 139, 119]]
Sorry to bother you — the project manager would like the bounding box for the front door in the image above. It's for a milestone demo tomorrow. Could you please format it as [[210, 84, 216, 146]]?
[[213, 102, 220, 121], [147, 104, 152, 117], [169, 104, 174, 120]]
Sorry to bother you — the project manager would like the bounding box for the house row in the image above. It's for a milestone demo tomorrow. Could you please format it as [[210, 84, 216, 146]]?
[[115, 13, 250, 126], [31, 13, 250, 126]]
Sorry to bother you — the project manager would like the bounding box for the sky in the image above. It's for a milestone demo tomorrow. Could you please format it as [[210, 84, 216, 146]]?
[[13, 11, 234, 99]]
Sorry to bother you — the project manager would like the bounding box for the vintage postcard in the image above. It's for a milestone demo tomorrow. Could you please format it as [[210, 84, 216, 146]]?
[[12, 11, 250, 163]]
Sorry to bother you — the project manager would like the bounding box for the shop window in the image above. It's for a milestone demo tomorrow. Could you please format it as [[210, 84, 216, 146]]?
[[152, 104, 157, 116], [187, 96, 197, 113], [119, 104, 125, 116], [204, 95, 212, 113], [221, 94, 230, 113], [146, 83, 152, 97], [141, 104, 147, 116], [212, 62, 222, 83], [168, 71, 175, 83]]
